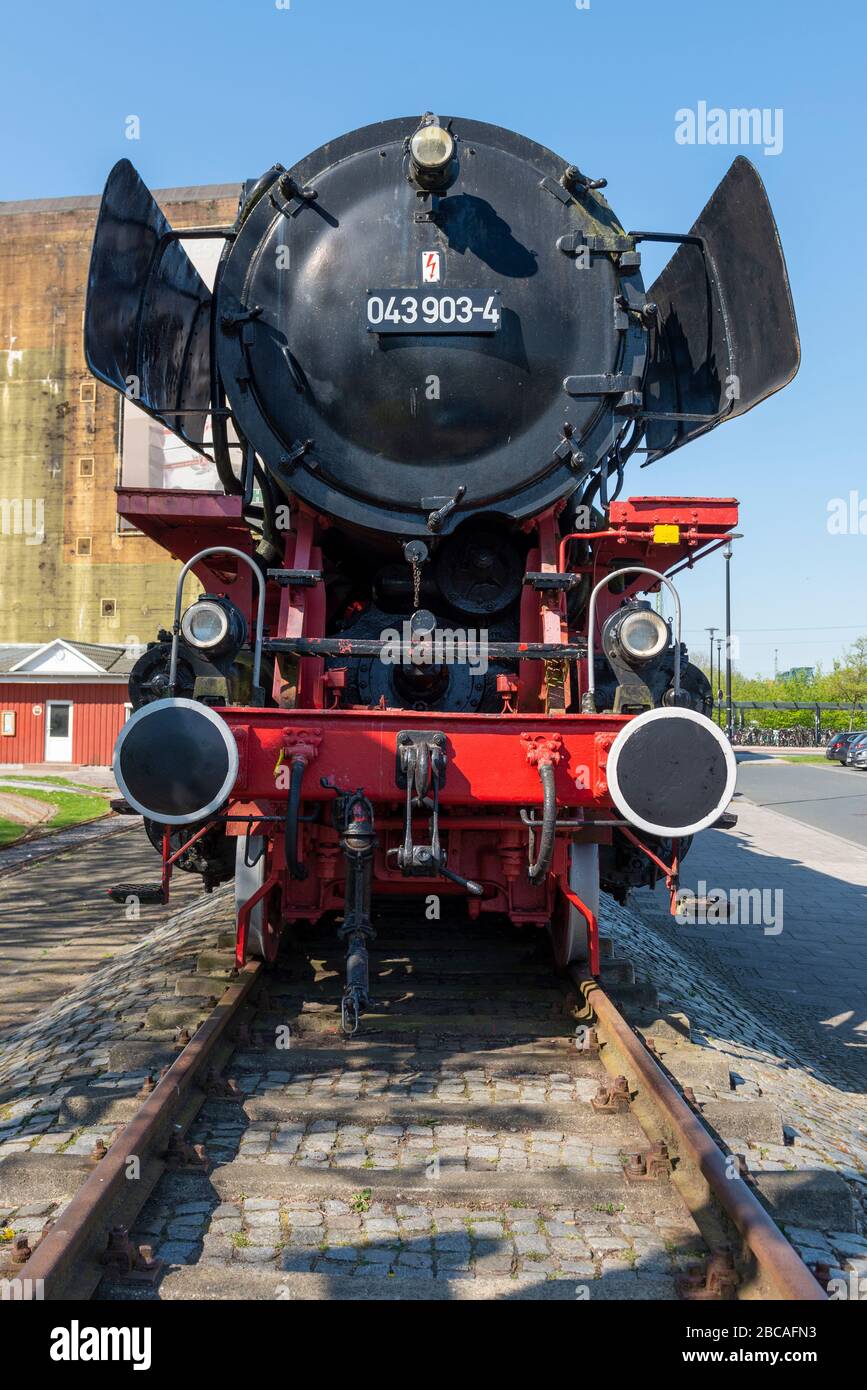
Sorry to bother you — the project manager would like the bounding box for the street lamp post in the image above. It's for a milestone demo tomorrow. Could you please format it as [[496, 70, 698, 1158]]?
[[724, 542, 734, 739], [706, 627, 718, 720], [716, 638, 724, 727]]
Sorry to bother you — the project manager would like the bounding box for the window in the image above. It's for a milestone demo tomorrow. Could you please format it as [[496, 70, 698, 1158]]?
[[101, 598, 117, 618], [76, 537, 92, 557], [79, 457, 95, 478], [1, 711, 15, 736], [48, 703, 70, 738], [79, 381, 96, 404]]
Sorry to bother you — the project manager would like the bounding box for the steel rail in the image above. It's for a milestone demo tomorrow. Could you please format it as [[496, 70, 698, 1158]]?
[[574, 970, 826, 1301], [24, 960, 262, 1300]]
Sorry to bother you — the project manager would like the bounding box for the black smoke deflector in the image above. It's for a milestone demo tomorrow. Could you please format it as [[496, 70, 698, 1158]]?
[[640, 156, 800, 460], [84, 158, 225, 454]]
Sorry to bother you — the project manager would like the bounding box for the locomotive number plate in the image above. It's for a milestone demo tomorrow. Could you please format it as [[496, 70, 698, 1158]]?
[[366, 289, 501, 334]]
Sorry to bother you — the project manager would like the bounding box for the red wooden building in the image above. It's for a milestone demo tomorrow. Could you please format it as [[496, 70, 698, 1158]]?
[[0, 640, 134, 767]]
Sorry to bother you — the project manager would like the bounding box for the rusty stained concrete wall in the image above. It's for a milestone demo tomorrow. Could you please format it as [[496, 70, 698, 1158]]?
[[0, 181, 239, 645]]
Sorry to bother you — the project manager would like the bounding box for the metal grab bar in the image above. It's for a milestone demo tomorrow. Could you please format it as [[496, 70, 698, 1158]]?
[[585, 566, 682, 706], [169, 546, 266, 695]]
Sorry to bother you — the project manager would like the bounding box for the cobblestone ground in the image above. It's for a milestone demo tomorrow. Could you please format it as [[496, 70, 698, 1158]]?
[[635, 796, 867, 1089], [124, 1192, 708, 1285], [610, 892, 867, 1280], [0, 888, 232, 1150], [1, 1188, 722, 1289], [192, 1113, 625, 1172], [2, 873, 866, 1297], [0, 820, 203, 1040]]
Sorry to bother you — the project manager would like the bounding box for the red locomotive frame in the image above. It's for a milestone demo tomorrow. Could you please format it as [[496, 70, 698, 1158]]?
[[120, 487, 737, 981]]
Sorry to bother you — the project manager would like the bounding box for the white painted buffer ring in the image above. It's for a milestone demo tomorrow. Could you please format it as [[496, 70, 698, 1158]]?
[[606, 707, 737, 839]]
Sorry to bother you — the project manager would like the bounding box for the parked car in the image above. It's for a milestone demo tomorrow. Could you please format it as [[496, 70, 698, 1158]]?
[[844, 732, 867, 766], [826, 731, 866, 763], [852, 741, 867, 770]]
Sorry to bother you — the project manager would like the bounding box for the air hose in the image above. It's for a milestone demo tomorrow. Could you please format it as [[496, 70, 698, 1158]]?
[[285, 757, 308, 880], [528, 760, 558, 884]]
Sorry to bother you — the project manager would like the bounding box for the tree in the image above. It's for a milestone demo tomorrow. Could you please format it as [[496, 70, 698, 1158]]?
[[826, 637, 867, 730]]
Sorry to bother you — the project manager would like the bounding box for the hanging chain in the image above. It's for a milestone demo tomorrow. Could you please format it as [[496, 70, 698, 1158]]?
[[412, 558, 422, 611], [403, 540, 429, 613]]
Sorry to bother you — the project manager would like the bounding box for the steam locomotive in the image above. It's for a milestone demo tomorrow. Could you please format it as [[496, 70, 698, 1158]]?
[[87, 115, 799, 1031]]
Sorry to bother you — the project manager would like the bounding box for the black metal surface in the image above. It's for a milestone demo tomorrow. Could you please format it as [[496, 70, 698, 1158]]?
[[117, 704, 232, 820], [128, 641, 206, 708], [642, 157, 800, 458], [83, 130, 798, 547], [336, 792, 378, 1033], [615, 717, 729, 831], [523, 572, 581, 591], [84, 159, 225, 452], [143, 817, 235, 887], [266, 636, 586, 660], [435, 524, 525, 615], [267, 568, 324, 588], [215, 115, 645, 536], [394, 730, 447, 790]]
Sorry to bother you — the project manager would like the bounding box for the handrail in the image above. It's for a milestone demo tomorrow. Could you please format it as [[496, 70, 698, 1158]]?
[[169, 546, 265, 694], [585, 566, 682, 706]]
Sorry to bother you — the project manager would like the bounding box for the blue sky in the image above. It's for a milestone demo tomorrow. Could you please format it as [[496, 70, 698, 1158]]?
[[3, 0, 864, 676]]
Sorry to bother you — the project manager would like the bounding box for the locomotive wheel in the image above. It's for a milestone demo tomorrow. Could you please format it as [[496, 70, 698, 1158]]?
[[235, 837, 281, 963], [548, 842, 599, 969]]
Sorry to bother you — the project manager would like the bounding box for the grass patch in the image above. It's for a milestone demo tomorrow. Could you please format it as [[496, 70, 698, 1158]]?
[[350, 1188, 373, 1214], [777, 756, 837, 766], [0, 785, 109, 848], [0, 820, 24, 848]]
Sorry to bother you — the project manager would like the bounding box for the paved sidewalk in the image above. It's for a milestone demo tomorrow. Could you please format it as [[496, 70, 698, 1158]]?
[[634, 794, 867, 1091]]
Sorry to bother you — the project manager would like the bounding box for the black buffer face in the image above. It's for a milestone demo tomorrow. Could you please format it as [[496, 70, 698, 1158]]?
[[606, 709, 737, 839], [114, 698, 239, 826]]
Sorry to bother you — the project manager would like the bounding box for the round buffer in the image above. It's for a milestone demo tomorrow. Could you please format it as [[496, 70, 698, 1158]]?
[[114, 697, 239, 826], [606, 707, 737, 839]]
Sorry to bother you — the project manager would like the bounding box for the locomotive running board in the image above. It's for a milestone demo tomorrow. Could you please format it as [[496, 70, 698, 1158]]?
[[84, 158, 235, 455], [638, 156, 800, 460]]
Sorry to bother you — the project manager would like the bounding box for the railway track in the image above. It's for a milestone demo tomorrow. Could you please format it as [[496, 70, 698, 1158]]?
[[7, 906, 825, 1302]]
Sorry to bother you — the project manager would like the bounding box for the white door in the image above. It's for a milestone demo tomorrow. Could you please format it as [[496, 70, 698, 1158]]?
[[44, 701, 73, 761]]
